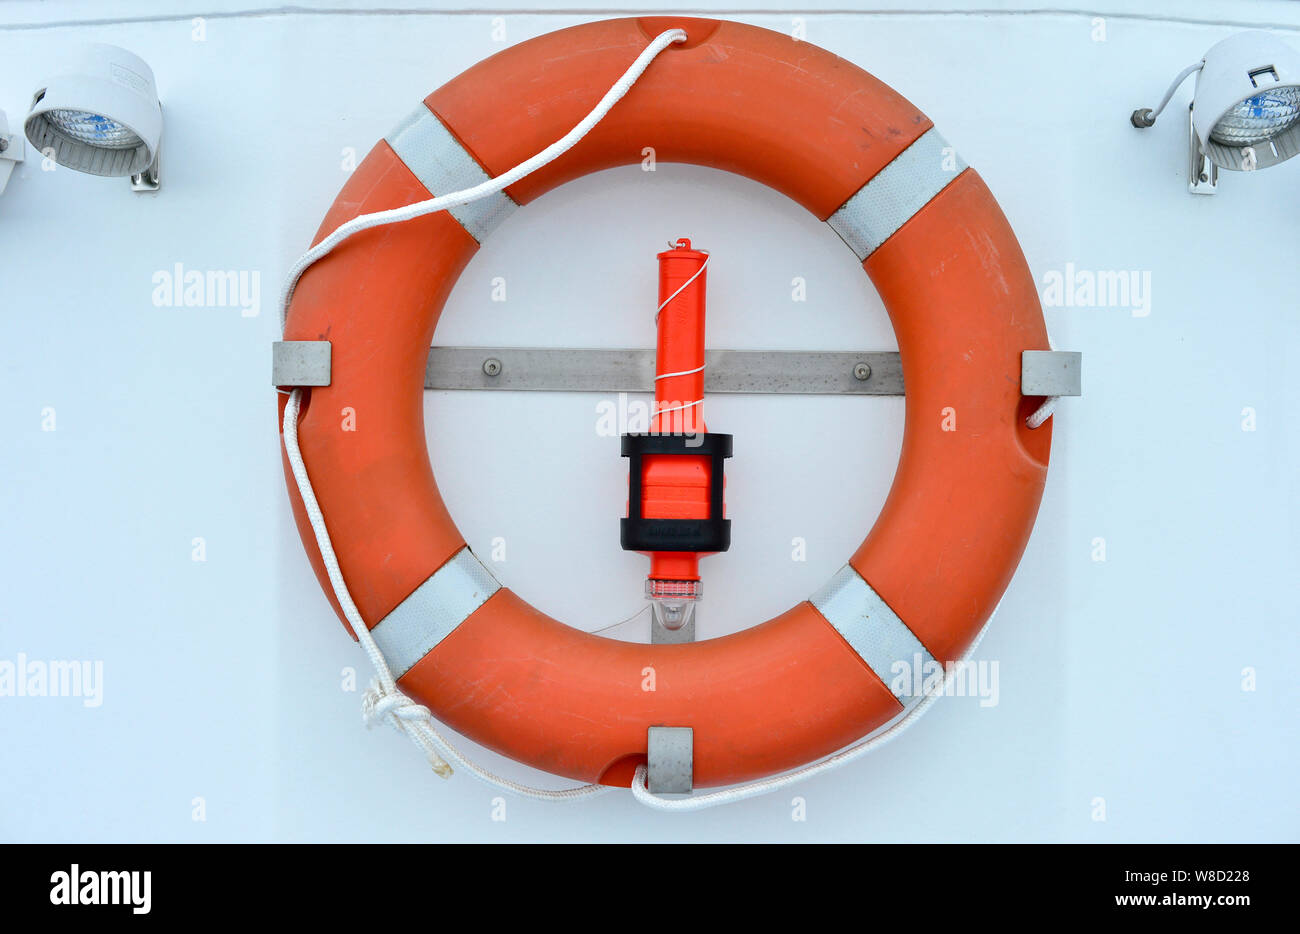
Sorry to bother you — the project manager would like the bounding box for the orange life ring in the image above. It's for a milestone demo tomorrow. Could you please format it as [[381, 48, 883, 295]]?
[[278, 16, 1053, 788]]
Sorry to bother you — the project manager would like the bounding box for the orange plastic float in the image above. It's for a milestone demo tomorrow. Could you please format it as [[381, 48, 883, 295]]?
[[278, 16, 1053, 789]]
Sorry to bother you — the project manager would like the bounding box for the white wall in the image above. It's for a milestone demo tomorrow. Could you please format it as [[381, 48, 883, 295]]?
[[1, 1, 1296, 842]]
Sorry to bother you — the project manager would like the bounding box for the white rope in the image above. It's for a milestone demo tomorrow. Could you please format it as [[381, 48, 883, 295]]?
[[654, 248, 709, 324], [1025, 333, 1063, 429], [654, 398, 703, 418], [1025, 395, 1058, 430], [283, 389, 612, 801], [629, 607, 997, 811], [279, 27, 689, 330], [655, 363, 706, 381]]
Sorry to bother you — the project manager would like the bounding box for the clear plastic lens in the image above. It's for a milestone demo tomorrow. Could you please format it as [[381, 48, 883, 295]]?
[[44, 109, 142, 149], [650, 600, 695, 632], [646, 579, 701, 633], [1209, 85, 1300, 145]]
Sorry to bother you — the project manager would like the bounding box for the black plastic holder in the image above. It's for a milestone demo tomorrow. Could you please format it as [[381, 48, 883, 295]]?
[[620, 432, 732, 553]]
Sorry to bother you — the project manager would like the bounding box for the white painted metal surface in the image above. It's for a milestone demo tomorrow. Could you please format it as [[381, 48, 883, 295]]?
[[0, 1, 1296, 842]]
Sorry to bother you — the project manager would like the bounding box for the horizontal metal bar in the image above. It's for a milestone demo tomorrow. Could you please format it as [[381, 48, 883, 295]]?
[[275, 344, 1083, 398], [424, 347, 904, 395]]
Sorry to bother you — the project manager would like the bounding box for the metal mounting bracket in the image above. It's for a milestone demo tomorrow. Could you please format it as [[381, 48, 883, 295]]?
[[646, 726, 694, 795], [651, 614, 695, 644], [1021, 350, 1082, 397], [273, 341, 332, 387], [131, 142, 161, 193], [1189, 105, 1219, 195], [0, 125, 24, 197], [274, 343, 1083, 399]]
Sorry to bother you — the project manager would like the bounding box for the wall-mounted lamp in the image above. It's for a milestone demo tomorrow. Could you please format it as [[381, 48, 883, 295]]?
[[1131, 30, 1300, 194], [23, 43, 162, 192]]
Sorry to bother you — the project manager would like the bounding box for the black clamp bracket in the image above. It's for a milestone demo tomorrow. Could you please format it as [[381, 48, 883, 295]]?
[[620, 433, 732, 553]]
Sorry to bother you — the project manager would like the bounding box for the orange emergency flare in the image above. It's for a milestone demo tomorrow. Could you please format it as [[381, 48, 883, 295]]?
[[636, 238, 721, 586]]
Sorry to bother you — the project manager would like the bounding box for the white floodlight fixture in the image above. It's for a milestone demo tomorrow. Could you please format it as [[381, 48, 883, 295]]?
[[0, 108, 25, 196], [24, 44, 162, 191], [1130, 30, 1300, 194]]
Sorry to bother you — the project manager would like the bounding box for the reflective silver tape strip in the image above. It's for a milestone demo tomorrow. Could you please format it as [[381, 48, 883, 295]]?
[[385, 105, 517, 242], [827, 128, 967, 261], [810, 565, 937, 709], [369, 547, 500, 678]]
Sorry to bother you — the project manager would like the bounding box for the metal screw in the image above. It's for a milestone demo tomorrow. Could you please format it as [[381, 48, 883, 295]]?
[[482, 357, 502, 377], [852, 362, 872, 381]]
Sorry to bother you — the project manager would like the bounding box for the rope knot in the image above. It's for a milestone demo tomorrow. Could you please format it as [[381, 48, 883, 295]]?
[[360, 680, 454, 778]]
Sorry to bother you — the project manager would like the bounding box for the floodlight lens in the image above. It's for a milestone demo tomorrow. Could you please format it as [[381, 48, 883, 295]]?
[[43, 109, 143, 149], [1209, 85, 1300, 145]]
